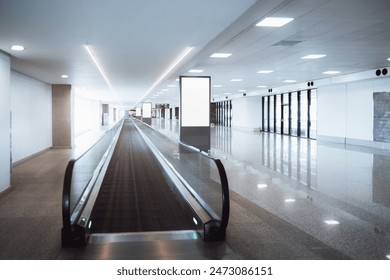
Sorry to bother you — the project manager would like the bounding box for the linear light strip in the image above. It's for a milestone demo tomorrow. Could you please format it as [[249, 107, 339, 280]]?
[[134, 46, 193, 107], [85, 45, 123, 107], [85, 45, 113, 90]]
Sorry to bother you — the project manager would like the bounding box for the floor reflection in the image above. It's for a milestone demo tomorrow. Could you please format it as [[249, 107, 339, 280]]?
[[150, 118, 390, 259]]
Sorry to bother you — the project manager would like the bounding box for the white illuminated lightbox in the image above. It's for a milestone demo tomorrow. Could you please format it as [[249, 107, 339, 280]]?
[[136, 107, 141, 117], [180, 76, 210, 127], [142, 102, 152, 118]]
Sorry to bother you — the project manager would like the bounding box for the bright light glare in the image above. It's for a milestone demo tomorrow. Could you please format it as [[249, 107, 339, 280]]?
[[324, 220, 340, 225], [257, 70, 274, 74], [189, 69, 204, 73], [210, 53, 232, 58], [257, 183, 268, 189], [11, 45, 25, 51], [285, 199, 296, 203], [256, 17, 294, 27], [323, 71, 340, 75], [283, 80, 296, 83], [192, 217, 198, 225], [302, 54, 327, 59]]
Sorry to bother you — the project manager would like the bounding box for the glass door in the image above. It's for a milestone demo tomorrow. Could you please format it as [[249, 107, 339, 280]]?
[[276, 95, 282, 133], [269, 95, 275, 133], [309, 89, 317, 139], [282, 93, 290, 135], [300, 91, 308, 138], [291, 92, 298, 136], [263, 96, 269, 132]]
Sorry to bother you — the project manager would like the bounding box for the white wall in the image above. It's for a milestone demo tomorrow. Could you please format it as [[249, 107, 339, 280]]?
[[0, 52, 11, 192], [74, 94, 101, 136], [10, 71, 52, 163], [317, 84, 347, 139], [317, 76, 390, 147], [232, 96, 262, 130]]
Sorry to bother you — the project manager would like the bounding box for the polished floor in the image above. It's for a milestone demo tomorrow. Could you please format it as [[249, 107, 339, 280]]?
[[152, 118, 390, 260], [1, 118, 388, 259]]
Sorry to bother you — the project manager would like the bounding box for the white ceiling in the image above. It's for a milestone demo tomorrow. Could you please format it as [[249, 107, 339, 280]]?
[[1, 0, 390, 108]]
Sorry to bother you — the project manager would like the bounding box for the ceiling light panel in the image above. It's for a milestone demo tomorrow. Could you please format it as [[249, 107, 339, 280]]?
[[210, 53, 232, 58], [11, 45, 25, 51], [189, 69, 204, 73], [257, 70, 274, 74], [256, 17, 294, 27], [302, 54, 327, 59], [323, 71, 340, 75]]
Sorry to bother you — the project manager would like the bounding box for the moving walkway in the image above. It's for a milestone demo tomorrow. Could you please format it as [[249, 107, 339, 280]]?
[[60, 118, 231, 259]]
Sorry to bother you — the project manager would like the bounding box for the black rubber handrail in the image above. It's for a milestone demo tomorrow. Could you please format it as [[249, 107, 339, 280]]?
[[62, 121, 123, 235], [134, 119, 230, 237], [213, 158, 230, 233]]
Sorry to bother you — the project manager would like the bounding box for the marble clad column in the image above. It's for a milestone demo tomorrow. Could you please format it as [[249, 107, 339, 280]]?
[[52, 84, 73, 148]]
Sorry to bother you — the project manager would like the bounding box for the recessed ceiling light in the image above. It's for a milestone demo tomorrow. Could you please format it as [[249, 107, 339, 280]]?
[[213, 85, 223, 88], [283, 80, 296, 83], [210, 53, 232, 58], [11, 45, 25, 51], [302, 54, 327, 59], [61, 74, 69, 79], [230, 78, 243, 82], [189, 69, 204, 73], [238, 89, 247, 92], [257, 85, 268, 88], [161, 89, 169, 92], [256, 17, 294, 27], [167, 84, 176, 87], [324, 220, 340, 225], [323, 71, 340, 75], [257, 70, 274, 74], [285, 198, 296, 203], [257, 183, 268, 189]]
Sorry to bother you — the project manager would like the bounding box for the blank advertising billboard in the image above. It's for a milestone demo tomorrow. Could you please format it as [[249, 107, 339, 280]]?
[[142, 102, 152, 118], [180, 76, 210, 127]]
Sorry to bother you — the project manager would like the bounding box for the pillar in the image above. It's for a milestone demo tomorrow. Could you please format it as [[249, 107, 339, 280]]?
[[0, 51, 11, 192], [52, 84, 73, 148], [102, 104, 109, 126]]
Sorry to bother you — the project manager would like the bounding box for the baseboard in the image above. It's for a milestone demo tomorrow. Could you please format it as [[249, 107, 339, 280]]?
[[12, 147, 51, 167]]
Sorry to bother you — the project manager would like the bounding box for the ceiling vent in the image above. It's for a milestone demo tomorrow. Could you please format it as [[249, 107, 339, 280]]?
[[272, 40, 303, 47]]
